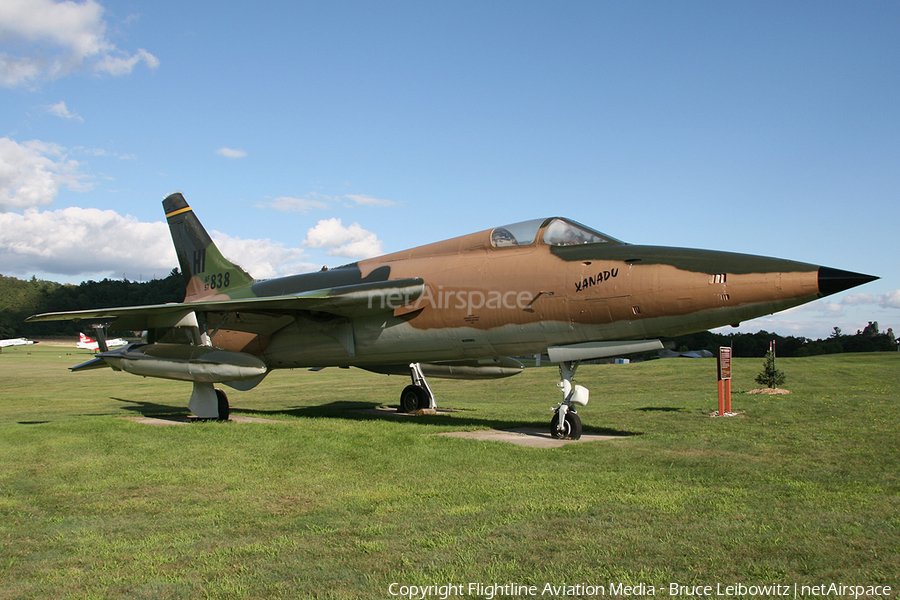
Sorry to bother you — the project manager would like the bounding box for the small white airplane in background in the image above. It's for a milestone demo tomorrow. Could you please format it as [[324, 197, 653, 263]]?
[[77, 333, 128, 351], [0, 338, 37, 348]]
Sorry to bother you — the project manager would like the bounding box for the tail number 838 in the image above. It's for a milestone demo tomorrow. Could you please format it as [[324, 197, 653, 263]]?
[[205, 272, 231, 290]]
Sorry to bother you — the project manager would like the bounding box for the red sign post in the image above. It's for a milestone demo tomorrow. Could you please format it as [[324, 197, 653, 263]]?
[[717, 347, 733, 415]]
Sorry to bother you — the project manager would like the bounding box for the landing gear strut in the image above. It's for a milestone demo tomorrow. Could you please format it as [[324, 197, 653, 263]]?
[[551, 360, 588, 440], [399, 363, 436, 413]]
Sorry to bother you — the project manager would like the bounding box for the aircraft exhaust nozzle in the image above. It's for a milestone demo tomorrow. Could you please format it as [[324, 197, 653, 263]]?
[[96, 343, 267, 383]]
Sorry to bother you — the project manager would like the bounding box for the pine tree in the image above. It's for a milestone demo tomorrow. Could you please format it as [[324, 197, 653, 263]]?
[[755, 349, 785, 389]]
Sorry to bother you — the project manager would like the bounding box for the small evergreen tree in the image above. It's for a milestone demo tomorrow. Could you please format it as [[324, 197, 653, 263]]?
[[755, 349, 786, 389]]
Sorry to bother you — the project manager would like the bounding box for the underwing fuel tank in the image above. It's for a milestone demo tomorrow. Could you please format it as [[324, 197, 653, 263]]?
[[94, 343, 267, 383], [360, 357, 525, 380]]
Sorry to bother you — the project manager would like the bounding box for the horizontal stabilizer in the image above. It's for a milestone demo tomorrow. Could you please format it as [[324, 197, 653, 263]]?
[[69, 357, 111, 372], [547, 340, 664, 363]]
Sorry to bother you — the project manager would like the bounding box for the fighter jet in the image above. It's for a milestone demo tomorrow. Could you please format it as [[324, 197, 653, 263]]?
[[0, 338, 36, 348], [28, 192, 877, 438], [77, 332, 128, 351]]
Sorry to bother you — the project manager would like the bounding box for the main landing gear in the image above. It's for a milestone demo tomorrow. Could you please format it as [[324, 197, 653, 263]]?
[[399, 363, 436, 413], [188, 381, 231, 421], [551, 360, 588, 440], [395, 361, 589, 441]]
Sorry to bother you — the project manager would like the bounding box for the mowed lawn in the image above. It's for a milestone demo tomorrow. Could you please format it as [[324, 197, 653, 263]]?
[[1, 345, 897, 599]]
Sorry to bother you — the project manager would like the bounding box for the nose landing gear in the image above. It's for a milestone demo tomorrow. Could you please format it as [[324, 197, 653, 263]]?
[[551, 360, 588, 440]]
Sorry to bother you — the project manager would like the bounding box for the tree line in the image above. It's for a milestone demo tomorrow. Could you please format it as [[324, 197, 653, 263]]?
[[668, 322, 896, 358], [0, 271, 185, 339]]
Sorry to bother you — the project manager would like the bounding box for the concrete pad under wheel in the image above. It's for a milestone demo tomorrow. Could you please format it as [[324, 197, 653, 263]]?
[[436, 428, 626, 448]]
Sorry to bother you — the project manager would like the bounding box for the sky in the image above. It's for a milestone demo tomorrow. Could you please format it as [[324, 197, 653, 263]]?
[[1, 0, 897, 340]]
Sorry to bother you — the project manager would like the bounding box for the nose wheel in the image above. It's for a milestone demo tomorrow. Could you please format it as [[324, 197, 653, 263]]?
[[550, 409, 582, 440]]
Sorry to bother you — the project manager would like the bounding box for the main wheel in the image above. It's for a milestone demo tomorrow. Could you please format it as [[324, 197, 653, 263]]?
[[399, 385, 427, 413], [215, 388, 230, 421], [550, 411, 582, 440]]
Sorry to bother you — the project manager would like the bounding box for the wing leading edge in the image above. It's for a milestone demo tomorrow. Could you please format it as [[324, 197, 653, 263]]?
[[26, 278, 426, 332]]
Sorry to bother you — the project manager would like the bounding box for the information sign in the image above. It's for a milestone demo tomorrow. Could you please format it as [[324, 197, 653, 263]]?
[[717, 347, 732, 380]]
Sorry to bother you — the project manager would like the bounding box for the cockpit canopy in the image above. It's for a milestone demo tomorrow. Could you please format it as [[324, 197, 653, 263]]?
[[490, 217, 624, 248]]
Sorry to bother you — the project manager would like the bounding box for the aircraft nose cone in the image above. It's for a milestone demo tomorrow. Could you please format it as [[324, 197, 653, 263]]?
[[818, 267, 879, 297]]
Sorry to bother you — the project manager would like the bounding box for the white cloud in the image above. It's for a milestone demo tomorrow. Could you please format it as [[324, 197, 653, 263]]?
[[0, 54, 44, 88], [0, 207, 174, 278], [260, 192, 399, 212], [209, 231, 312, 279], [75, 146, 106, 156], [841, 293, 875, 306], [345, 193, 397, 207], [303, 217, 383, 258], [879, 290, 900, 309], [821, 302, 845, 314], [47, 100, 83, 121], [216, 147, 247, 159], [839, 290, 900, 310], [0, 206, 317, 282], [93, 47, 158, 76], [0, 137, 92, 211], [262, 195, 331, 213], [0, 0, 158, 88]]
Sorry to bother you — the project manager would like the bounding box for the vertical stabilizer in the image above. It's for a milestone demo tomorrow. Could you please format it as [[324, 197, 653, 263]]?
[[163, 192, 254, 302]]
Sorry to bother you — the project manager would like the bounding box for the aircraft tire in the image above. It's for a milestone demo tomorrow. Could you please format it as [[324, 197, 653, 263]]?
[[215, 388, 230, 421], [399, 385, 427, 413], [550, 411, 582, 440]]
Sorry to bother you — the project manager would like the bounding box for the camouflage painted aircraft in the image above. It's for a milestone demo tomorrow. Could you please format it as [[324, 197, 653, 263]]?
[[28, 192, 877, 438]]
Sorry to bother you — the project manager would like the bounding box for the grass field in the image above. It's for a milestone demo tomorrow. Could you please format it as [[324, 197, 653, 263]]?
[[1, 345, 897, 599]]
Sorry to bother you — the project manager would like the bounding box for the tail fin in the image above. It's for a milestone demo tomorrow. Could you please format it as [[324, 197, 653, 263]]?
[[163, 192, 254, 302]]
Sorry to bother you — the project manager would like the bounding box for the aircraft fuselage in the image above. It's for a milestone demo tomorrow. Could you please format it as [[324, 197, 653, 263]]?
[[210, 230, 826, 370]]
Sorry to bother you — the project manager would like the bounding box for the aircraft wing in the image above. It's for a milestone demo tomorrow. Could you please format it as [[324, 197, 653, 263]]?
[[27, 278, 425, 331]]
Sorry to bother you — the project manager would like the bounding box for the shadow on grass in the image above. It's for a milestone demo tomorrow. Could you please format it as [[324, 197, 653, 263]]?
[[112, 397, 188, 416], [106, 395, 640, 437], [233, 401, 640, 438], [634, 406, 685, 412]]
